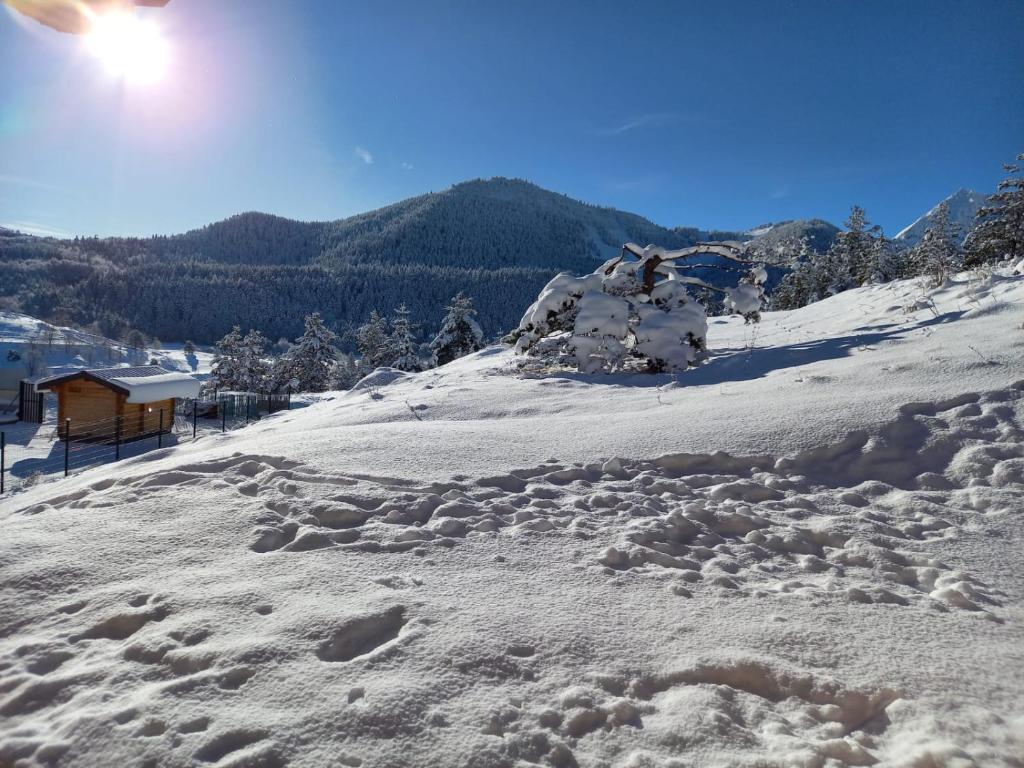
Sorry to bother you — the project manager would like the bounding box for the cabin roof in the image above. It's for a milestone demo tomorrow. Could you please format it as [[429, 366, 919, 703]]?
[[35, 366, 201, 403]]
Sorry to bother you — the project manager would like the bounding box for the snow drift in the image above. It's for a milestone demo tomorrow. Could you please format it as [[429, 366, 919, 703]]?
[[1, 269, 1023, 768]]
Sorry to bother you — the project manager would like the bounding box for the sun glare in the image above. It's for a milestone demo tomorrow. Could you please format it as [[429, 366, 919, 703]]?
[[85, 11, 169, 85]]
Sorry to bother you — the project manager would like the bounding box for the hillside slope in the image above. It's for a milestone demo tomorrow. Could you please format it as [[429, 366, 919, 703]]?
[[745, 218, 840, 256], [0, 180, 742, 344], [2, 269, 1022, 767]]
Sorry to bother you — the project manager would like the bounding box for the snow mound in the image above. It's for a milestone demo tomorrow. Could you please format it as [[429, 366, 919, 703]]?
[[350, 367, 408, 392]]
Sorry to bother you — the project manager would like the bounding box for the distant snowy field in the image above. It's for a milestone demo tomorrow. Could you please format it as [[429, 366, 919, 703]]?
[[0, 311, 213, 394], [2, 270, 1023, 767]]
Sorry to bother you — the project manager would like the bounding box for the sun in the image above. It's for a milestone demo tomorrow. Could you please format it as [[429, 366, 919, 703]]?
[[84, 10, 169, 85]]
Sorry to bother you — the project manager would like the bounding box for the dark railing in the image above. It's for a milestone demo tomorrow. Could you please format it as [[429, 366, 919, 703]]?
[[17, 380, 44, 423]]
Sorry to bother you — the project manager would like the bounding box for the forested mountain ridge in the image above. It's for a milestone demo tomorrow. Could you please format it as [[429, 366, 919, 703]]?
[[65, 178, 739, 270], [0, 178, 745, 344], [744, 218, 841, 258]]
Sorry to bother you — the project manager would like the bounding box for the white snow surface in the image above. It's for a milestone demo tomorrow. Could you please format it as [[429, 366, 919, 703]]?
[[110, 372, 202, 403], [2, 270, 1024, 767], [0, 310, 214, 391]]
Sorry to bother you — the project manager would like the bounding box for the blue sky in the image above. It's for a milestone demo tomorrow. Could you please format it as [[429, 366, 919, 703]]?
[[1, 0, 1022, 238]]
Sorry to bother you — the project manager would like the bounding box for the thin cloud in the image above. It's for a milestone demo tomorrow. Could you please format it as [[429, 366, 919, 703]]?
[[1, 220, 69, 238], [597, 112, 680, 136], [400, 161, 413, 171], [354, 146, 374, 165], [596, 112, 725, 136]]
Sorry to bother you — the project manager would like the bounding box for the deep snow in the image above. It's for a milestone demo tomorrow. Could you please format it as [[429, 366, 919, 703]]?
[[1, 270, 1023, 767]]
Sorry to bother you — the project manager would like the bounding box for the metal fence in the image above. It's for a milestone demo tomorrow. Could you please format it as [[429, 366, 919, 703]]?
[[0, 392, 290, 497], [17, 380, 44, 423]]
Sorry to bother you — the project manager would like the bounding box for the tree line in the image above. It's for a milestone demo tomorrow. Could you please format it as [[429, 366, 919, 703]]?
[[205, 294, 485, 394], [771, 153, 1024, 310]]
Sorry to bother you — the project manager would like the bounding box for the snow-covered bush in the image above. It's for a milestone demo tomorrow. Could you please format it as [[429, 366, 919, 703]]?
[[506, 242, 766, 373]]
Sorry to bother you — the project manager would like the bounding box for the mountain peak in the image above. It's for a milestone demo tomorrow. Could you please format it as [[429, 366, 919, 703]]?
[[894, 188, 985, 246]]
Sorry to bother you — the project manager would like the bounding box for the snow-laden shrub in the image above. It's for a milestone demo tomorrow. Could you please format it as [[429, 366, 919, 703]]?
[[506, 242, 766, 373]]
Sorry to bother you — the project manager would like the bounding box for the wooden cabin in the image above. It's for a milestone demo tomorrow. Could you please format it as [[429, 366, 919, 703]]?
[[35, 366, 201, 441]]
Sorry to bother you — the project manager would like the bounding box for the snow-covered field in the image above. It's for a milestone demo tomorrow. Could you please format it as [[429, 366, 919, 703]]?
[[2, 271, 1023, 767], [0, 311, 214, 396]]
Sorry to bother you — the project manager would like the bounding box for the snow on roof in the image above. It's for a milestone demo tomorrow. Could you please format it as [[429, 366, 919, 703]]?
[[35, 365, 200, 402], [109, 372, 202, 403]]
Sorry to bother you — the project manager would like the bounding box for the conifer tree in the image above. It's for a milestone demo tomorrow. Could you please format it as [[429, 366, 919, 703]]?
[[388, 304, 422, 372], [864, 232, 904, 284], [836, 206, 881, 287], [328, 353, 361, 390], [965, 153, 1024, 267], [238, 329, 271, 392], [430, 293, 485, 366], [771, 238, 829, 309], [285, 312, 338, 392], [209, 326, 244, 392], [909, 200, 962, 286], [356, 311, 391, 371]]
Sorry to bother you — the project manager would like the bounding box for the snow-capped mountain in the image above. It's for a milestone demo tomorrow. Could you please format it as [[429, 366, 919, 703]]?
[[894, 188, 985, 247]]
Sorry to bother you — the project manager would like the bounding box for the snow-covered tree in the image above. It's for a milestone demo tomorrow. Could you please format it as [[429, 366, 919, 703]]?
[[268, 356, 297, 393], [328, 353, 361, 390], [909, 200, 962, 286], [430, 293, 484, 366], [237, 329, 271, 392], [864, 232, 905, 284], [965, 153, 1024, 267], [182, 340, 196, 356], [356, 311, 391, 371], [124, 328, 147, 350], [771, 238, 829, 310], [830, 206, 881, 288], [208, 325, 244, 392], [507, 242, 765, 373], [208, 326, 271, 392], [724, 266, 767, 323], [387, 304, 423, 372], [285, 312, 339, 392]]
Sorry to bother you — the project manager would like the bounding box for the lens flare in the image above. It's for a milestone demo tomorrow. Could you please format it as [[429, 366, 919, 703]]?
[[85, 11, 169, 85]]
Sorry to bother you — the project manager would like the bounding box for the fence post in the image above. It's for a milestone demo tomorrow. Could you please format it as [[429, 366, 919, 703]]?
[[1, 431, 5, 495], [192, 401, 197, 440], [64, 419, 70, 477], [245, 396, 249, 425], [158, 409, 164, 448], [287, 385, 291, 410], [115, 415, 122, 461], [222, 402, 226, 433]]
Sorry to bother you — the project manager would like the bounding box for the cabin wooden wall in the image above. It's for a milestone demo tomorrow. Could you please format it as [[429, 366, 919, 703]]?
[[54, 381, 175, 440], [121, 398, 175, 438], [54, 380, 120, 439]]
